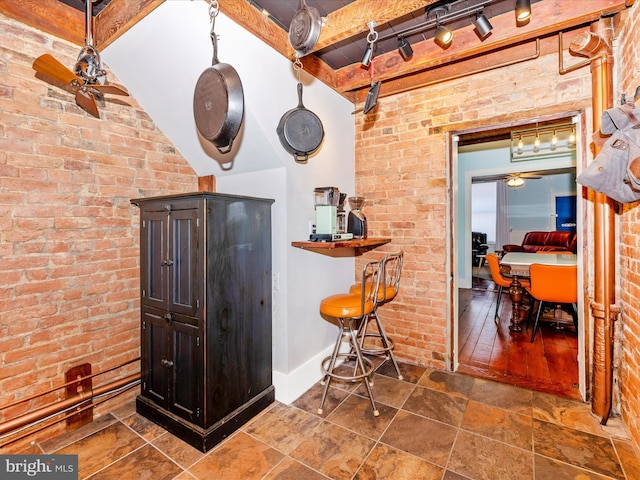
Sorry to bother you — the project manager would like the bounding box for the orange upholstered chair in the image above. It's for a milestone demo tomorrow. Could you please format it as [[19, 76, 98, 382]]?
[[349, 252, 404, 380], [526, 264, 578, 342], [486, 253, 530, 321], [318, 260, 382, 416]]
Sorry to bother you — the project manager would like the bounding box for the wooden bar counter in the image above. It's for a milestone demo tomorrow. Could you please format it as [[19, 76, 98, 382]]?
[[291, 238, 391, 250]]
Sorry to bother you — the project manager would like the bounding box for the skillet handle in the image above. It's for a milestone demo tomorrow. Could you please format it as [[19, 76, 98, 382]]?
[[294, 153, 309, 163], [297, 82, 305, 108], [217, 142, 233, 154]]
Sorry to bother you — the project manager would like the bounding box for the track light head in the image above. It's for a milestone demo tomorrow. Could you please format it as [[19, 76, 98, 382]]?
[[515, 0, 532, 24], [361, 44, 374, 67], [435, 24, 453, 47], [398, 36, 413, 60], [473, 12, 493, 39], [427, 5, 453, 48]]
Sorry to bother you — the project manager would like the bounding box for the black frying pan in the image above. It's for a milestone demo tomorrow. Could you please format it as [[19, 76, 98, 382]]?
[[193, 20, 244, 154], [288, 0, 322, 57], [277, 83, 324, 162]]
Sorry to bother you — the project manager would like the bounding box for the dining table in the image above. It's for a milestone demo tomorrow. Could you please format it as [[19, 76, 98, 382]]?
[[499, 252, 578, 332]]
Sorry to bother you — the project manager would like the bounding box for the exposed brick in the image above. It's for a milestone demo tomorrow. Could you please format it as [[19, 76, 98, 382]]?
[[0, 13, 198, 447]]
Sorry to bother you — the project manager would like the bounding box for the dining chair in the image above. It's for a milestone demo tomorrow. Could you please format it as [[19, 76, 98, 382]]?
[[526, 264, 578, 342], [485, 253, 530, 322]]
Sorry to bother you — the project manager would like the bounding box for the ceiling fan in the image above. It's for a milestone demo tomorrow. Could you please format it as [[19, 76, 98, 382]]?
[[504, 172, 542, 187], [32, 0, 128, 117]]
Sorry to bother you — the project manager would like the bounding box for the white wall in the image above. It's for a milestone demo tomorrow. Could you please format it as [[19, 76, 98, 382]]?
[[103, 1, 356, 403]]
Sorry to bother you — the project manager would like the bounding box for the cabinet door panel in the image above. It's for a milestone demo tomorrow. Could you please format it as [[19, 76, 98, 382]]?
[[169, 208, 202, 317], [171, 319, 202, 425], [142, 309, 170, 409], [141, 210, 167, 311]]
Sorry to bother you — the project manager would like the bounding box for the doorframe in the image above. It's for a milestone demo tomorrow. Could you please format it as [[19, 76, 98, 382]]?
[[447, 112, 587, 401]]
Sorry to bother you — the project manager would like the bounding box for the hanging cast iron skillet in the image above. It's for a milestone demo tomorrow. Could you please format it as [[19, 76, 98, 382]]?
[[193, 19, 244, 154], [277, 82, 324, 162], [288, 0, 322, 56]]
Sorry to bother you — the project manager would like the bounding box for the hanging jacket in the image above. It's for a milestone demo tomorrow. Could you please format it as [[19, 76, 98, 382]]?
[[576, 101, 640, 204]]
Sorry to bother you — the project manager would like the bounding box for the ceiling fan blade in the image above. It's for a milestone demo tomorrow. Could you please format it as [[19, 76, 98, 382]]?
[[75, 89, 100, 118], [89, 84, 129, 96], [33, 54, 82, 86]]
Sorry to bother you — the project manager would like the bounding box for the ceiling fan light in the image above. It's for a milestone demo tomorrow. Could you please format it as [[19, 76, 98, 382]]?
[[473, 12, 493, 39], [515, 0, 532, 23], [507, 176, 525, 188]]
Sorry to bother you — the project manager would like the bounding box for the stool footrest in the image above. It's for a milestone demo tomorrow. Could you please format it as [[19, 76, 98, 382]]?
[[320, 353, 374, 382]]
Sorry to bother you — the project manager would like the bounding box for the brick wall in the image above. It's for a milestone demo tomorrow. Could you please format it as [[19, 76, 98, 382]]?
[[615, 2, 640, 451], [0, 14, 198, 450], [354, 43, 592, 367]]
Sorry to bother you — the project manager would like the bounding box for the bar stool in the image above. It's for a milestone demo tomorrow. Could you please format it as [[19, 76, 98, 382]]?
[[350, 252, 404, 380], [318, 260, 382, 416]]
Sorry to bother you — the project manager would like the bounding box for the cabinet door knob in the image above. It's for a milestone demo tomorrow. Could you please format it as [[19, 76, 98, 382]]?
[[161, 259, 174, 266], [160, 359, 174, 368], [164, 313, 172, 324]]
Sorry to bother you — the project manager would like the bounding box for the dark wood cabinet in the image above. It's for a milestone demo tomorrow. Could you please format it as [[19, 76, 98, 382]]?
[[131, 192, 274, 452]]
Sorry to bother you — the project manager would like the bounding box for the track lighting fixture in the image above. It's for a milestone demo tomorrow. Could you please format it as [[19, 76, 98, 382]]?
[[510, 122, 576, 161], [473, 11, 493, 39], [398, 36, 413, 60], [361, 21, 378, 68], [515, 0, 532, 23], [428, 5, 453, 48]]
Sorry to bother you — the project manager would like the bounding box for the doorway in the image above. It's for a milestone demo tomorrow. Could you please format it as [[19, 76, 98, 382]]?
[[450, 114, 585, 400]]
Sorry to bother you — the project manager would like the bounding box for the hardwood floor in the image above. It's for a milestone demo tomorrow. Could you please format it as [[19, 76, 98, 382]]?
[[458, 276, 580, 400]]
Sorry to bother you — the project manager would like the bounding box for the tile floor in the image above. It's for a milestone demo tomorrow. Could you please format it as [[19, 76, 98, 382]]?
[[27, 361, 640, 480]]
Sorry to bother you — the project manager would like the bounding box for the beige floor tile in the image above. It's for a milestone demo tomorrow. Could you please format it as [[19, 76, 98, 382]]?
[[151, 431, 205, 469], [354, 373, 416, 408], [533, 419, 625, 479], [461, 400, 533, 450], [290, 421, 375, 480], [403, 385, 468, 427], [243, 402, 322, 454], [417, 368, 476, 398], [381, 410, 457, 466], [469, 378, 533, 415], [448, 430, 534, 480], [188, 431, 283, 480], [87, 443, 182, 480], [354, 443, 443, 480], [326, 393, 397, 439], [55, 422, 146, 478]]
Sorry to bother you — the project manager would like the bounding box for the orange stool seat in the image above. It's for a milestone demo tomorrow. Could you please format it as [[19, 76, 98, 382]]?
[[349, 283, 396, 302], [320, 293, 373, 318]]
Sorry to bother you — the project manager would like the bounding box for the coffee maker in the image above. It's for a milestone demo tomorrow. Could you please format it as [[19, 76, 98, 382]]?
[[347, 196, 367, 238], [310, 187, 353, 241]]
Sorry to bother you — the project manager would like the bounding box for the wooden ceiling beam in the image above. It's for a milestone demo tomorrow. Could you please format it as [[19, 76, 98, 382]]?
[[94, 0, 164, 50], [335, 0, 632, 94], [0, 0, 84, 45], [311, 0, 439, 53]]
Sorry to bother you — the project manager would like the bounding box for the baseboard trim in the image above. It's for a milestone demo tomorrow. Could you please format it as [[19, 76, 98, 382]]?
[[272, 343, 337, 405]]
